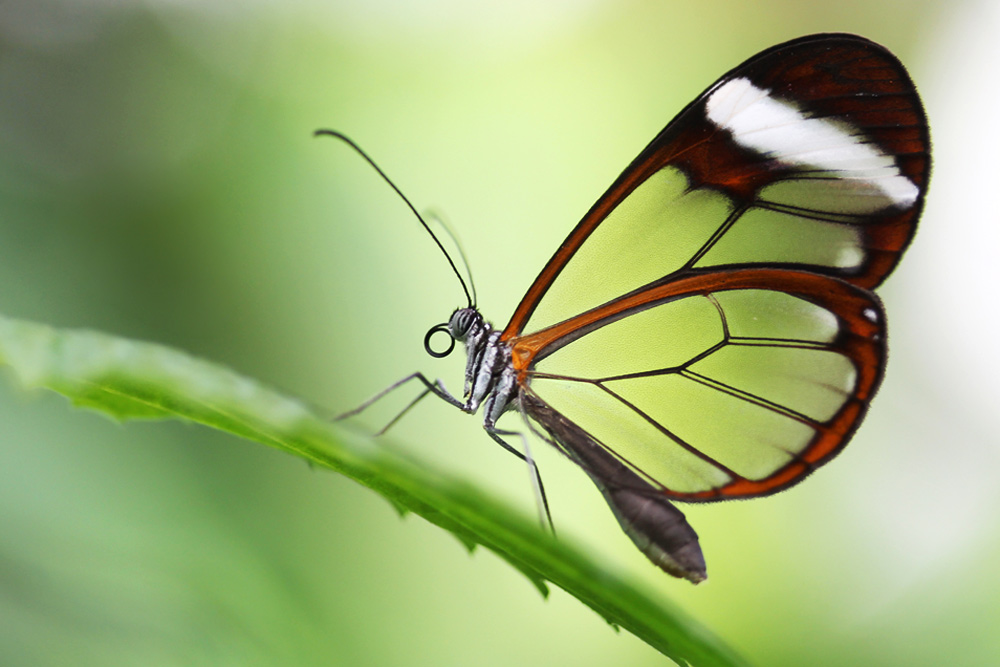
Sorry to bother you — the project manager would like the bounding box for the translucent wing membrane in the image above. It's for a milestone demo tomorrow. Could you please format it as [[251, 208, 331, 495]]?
[[498, 34, 927, 504], [502, 34, 928, 340], [517, 270, 884, 499]]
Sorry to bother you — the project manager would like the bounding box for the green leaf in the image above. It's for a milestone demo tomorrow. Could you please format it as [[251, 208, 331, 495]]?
[[0, 314, 748, 666]]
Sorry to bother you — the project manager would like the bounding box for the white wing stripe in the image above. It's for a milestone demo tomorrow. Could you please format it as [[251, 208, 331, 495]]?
[[705, 77, 919, 209]]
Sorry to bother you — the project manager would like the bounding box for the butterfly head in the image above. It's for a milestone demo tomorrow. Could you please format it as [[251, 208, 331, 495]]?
[[447, 307, 481, 341], [423, 307, 484, 359]]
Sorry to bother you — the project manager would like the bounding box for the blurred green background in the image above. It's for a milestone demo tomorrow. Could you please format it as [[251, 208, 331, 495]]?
[[0, 0, 992, 664]]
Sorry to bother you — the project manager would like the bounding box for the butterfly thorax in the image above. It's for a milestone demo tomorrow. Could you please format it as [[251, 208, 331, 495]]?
[[446, 307, 519, 427]]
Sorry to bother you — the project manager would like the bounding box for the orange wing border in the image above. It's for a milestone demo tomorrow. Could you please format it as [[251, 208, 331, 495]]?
[[512, 268, 886, 500], [501, 33, 929, 342]]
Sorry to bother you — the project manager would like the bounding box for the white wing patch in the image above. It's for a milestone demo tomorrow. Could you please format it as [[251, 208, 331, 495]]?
[[705, 77, 919, 209]]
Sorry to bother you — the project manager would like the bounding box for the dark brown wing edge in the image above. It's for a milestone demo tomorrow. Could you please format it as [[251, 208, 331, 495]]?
[[501, 33, 929, 341], [522, 391, 708, 583]]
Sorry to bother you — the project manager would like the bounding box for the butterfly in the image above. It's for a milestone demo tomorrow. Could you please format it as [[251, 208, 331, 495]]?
[[323, 33, 930, 583]]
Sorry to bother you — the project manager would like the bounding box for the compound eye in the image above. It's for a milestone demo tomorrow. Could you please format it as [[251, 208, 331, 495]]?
[[449, 308, 476, 338]]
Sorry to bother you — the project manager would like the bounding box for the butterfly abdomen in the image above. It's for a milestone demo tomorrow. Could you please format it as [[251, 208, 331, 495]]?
[[522, 392, 707, 583]]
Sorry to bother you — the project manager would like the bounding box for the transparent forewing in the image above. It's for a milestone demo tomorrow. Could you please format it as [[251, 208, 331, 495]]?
[[515, 270, 884, 499], [502, 34, 928, 341], [517, 167, 870, 334]]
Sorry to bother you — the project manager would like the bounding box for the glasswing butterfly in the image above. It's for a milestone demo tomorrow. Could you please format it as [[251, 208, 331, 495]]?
[[323, 33, 930, 583]]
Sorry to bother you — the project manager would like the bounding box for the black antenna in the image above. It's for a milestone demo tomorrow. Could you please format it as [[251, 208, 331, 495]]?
[[314, 129, 474, 308], [424, 209, 477, 308]]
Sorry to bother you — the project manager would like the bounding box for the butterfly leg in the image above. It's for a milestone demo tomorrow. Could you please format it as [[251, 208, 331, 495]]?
[[335, 372, 468, 434], [484, 424, 555, 535]]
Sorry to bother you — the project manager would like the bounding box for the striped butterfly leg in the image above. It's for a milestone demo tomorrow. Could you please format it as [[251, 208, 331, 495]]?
[[336, 369, 559, 533], [522, 392, 706, 583], [485, 424, 557, 534], [334, 371, 468, 434]]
